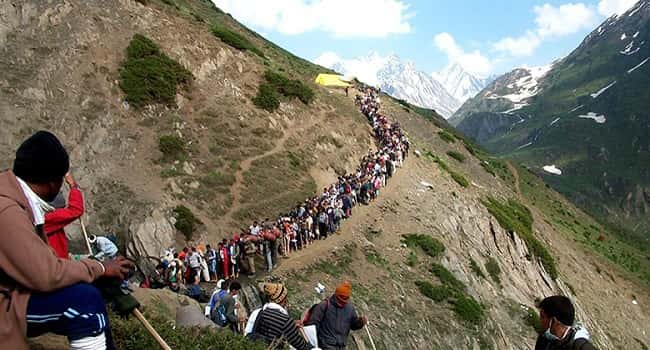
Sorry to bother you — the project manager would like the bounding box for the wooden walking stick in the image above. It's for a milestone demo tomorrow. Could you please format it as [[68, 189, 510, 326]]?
[[79, 218, 172, 350], [365, 323, 377, 350]]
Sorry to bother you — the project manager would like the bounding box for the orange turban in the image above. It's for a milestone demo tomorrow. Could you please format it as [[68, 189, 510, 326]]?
[[335, 281, 352, 303]]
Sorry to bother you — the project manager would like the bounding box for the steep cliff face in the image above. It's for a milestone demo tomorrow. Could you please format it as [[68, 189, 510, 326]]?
[[2, 1, 649, 349]]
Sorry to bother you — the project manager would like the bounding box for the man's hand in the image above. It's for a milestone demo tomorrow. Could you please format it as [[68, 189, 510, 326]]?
[[294, 319, 304, 328], [102, 257, 134, 280], [64, 173, 77, 188], [359, 316, 368, 326]]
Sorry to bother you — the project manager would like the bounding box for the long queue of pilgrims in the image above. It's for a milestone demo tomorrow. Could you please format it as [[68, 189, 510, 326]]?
[[147, 86, 410, 299]]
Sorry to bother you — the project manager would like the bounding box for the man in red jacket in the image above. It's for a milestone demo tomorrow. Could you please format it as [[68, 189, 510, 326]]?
[[44, 173, 83, 259]]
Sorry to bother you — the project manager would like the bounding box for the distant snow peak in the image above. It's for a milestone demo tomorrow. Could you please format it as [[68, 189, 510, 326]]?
[[317, 52, 461, 118], [590, 81, 617, 98], [498, 65, 552, 104], [543, 165, 563, 175], [578, 112, 607, 124], [434, 63, 489, 102]]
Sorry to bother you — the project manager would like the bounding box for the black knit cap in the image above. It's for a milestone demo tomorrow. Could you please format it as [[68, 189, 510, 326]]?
[[13, 130, 69, 184]]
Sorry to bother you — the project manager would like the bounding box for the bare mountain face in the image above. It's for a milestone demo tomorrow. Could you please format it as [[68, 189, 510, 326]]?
[[450, 0, 650, 246], [2, 1, 649, 349]]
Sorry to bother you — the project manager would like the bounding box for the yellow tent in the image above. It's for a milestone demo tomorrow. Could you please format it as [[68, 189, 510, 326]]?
[[314, 73, 351, 87]]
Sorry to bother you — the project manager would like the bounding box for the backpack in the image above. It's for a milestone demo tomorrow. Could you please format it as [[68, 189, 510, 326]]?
[[302, 298, 329, 325], [210, 290, 229, 326]]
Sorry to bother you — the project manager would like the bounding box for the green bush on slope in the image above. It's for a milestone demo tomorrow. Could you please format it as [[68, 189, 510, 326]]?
[[119, 34, 192, 108]]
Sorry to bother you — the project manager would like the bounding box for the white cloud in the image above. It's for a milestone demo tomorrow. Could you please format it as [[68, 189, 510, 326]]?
[[534, 3, 597, 37], [314, 51, 343, 68], [597, 0, 638, 16], [493, 31, 542, 58], [433, 32, 492, 76], [212, 0, 412, 38], [492, 2, 598, 57], [314, 51, 388, 86]]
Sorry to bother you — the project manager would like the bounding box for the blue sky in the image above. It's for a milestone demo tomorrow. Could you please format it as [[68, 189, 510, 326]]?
[[213, 0, 638, 77]]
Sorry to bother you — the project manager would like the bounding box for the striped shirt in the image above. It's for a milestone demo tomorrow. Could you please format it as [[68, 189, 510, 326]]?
[[245, 303, 313, 350]]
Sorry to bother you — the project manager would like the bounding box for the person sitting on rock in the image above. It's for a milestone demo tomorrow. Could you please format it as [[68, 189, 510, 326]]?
[[88, 234, 118, 260], [535, 295, 596, 350], [0, 130, 133, 350]]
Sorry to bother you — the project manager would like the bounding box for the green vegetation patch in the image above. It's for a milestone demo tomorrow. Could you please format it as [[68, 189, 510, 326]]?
[[110, 312, 265, 349], [253, 71, 315, 112], [402, 234, 445, 258], [158, 135, 186, 162], [415, 280, 455, 302], [210, 25, 265, 57], [252, 83, 280, 111], [173, 205, 201, 241], [430, 263, 465, 292], [264, 70, 315, 104], [119, 34, 192, 108], [453, 294, 485, 326], [447, 150, 466, 162], [438, 130, 457, 143], [425, 151, 470, 188], [406, 251, 418, 267], [482, 197, 558, 279], [485, 257, 501, 284], [469, 258, 486, 279]]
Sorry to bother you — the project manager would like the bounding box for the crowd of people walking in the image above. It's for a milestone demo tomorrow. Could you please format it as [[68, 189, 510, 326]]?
[[150, 86, 410, 290]]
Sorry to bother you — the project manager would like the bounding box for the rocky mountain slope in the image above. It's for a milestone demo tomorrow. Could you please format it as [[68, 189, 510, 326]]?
[[449, 1, 650, 245], [319, 52, 462, 118], [1, 1, 649, 349]]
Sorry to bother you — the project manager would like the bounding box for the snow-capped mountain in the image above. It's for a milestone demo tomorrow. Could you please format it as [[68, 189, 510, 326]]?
[[316, 52, 461, 118], [449, 64, 553, 126], [434, 63, 491, 102]]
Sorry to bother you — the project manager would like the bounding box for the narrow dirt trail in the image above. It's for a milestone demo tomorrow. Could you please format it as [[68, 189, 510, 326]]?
[[506, 161, 523, 198], [275, 155, 412, 272], [223, 116, 322, 225]]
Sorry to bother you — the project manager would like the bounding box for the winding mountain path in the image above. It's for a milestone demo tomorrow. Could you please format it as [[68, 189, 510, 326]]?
[[223, 116, 322, 225]]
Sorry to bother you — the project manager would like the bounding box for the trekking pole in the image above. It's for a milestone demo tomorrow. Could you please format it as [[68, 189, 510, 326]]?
[[365, 324, 377, 350], [79, 218, 93, 256], [78, 218, 172, 350]]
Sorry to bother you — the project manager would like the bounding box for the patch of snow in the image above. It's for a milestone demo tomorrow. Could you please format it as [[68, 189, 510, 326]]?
[[633, 31, 640, 38], [543, 165, 562, 175], [627, 57, 649, 73], [620, 40, 645, 55], [629, 2, 645, 17], [621, 33, 627, 40], [578, 112, 607, 124], [550, 117, 561, 126], [516, 142, 533, 150], [597, 26, 605, 35], [503, 103, 528, 113], [590, 81, 617, 98], [569, 105, 584, 113]]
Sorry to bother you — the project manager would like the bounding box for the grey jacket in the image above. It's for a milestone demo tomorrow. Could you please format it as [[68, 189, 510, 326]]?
[[306, 296, 364, 347]]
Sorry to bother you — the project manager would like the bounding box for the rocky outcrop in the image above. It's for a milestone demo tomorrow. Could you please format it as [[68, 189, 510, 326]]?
[[127, 209, 176, 274]]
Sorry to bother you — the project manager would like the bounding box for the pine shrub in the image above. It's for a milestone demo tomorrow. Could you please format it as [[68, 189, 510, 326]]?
[[173, 205, 200, 241], [119, 34, 191, 108]]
